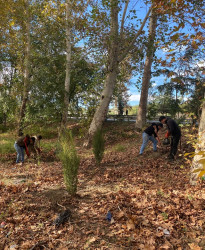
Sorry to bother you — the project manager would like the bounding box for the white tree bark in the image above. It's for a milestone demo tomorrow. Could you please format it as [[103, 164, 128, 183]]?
[[18, 0, 31, 135], [136, 11, 157, 130], [190, 96, 205, 185], [61, 0, 72, 133]]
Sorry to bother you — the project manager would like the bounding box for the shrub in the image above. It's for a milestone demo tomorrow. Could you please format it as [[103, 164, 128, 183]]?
[[58, 131, 80, 195], [92, 129, 105, 165]]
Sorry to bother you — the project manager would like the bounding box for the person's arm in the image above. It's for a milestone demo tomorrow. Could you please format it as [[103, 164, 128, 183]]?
[[153, 125, 157, 135], [153, 126, 161, 145], [23, 138, 30, 157], [156, 136, 161, 145]]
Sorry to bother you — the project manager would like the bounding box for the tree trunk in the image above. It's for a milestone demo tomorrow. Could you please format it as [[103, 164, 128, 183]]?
[[135, 12, 157, 130], [18, 1, 31, 135], [85, 0, 119, 146], [190, 95, 205, 185], [60, 0, 72, 134]]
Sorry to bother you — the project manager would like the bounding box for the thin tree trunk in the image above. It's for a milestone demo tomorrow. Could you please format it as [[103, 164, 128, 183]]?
[[60, 0, 72, 134], [190, 95, 205, 185], [18, 1, 31, 135], [136, 12, 157, 130]]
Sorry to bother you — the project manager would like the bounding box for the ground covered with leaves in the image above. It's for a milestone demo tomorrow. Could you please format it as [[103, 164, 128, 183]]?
[[0, 122, 205, 249]]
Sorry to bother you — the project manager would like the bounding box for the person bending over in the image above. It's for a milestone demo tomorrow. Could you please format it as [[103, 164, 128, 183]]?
[[28, 135, 42, 159], [159, 116, 181, 160], [14, 134, 30, 164], [139, 123, 163, 155]]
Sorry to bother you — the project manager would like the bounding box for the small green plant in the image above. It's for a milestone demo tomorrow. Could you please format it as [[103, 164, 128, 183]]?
[[161, 212, 168, 220], [58, 131, 80, 195], [157, 189, 164, 197], [114, 144, 126, 152], [92, 129, 105, 165]]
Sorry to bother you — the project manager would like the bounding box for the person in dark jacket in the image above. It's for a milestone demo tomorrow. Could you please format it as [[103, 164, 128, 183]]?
[[159, 116, 181, 160], [139, 123, 163, 155], [14, 134, 30, 164]]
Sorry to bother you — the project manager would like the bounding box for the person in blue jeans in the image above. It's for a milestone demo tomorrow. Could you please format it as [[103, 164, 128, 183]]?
[[14, 134, 30, 164], [139, 123, 163, 155]]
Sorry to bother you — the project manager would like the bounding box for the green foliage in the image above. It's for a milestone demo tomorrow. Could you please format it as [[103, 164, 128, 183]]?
[[0, 133, 15, 155], [118, 96, 124, 115], [114, 144, 126, 152], [0, 139, 15, 155], [175, 116, 186, 125], [24, 124, 58, 139], [129, 105, 138, 115], [92, 129, 105, 165], [58, 131, 80, 195], [41, 141, 58, 153], [147, 102, 158, 120]]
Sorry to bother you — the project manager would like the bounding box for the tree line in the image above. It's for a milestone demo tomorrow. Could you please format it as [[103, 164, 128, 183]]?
[[0, 0, 204, 142]]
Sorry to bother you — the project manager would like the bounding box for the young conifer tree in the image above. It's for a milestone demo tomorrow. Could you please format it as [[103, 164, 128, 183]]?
[[58, 131, 80, 195]]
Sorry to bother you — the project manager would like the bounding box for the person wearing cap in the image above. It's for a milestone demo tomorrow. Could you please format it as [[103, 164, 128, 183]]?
[[14, 134, 30, 164], [159, 116, 181, 160], [139, 123, 163, 155]]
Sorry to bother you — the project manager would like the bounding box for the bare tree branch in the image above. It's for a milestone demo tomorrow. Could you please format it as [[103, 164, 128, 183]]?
[[120, 0, 130, 40], [119, 5, 152, 62]]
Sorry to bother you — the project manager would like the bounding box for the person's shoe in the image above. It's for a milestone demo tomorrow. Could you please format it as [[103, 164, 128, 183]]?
[[167, 154, 174, 161]]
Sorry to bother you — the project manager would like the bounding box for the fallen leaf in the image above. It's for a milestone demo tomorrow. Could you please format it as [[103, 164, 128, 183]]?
[[126, 219, 135, 230], [188, 243, 201, 250]]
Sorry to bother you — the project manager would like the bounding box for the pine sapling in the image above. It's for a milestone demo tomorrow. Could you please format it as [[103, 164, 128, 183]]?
[[58, 131, 80, 195], [92, 129, 105, 165]]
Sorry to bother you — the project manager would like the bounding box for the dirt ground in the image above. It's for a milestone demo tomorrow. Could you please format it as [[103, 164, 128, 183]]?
[[0, 122, 205, 249]]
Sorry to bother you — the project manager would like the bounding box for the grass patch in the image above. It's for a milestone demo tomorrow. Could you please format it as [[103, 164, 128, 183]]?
[[114, 144, 126, 152], [41, 140, 58, 152], [0, 133, 16, 154], [24, 124, 58, 139]]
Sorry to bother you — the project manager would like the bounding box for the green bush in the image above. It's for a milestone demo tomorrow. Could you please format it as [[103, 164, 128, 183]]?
[[92, 129, 105, 165], [58, 131, 80, 195]]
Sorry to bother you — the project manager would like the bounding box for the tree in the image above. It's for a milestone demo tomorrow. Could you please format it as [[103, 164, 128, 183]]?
[[60, 0, 72, 133], [86, 0, 152, 145], [18, 0, 31, 134], [135, 10, 157, 129], [190, 95, 205, 185]]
